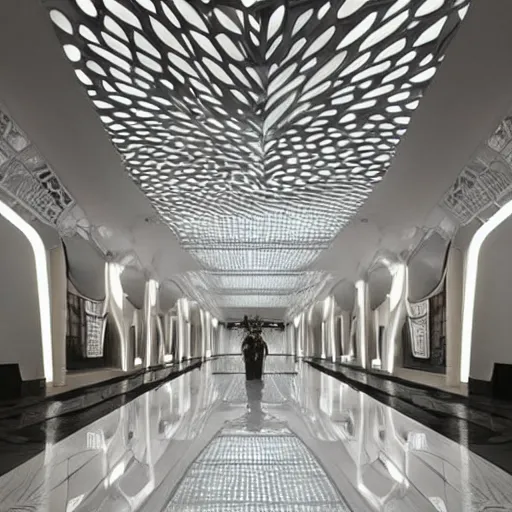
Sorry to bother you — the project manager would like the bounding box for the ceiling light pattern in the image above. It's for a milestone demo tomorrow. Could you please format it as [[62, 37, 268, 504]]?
[[217, 295, 293, 309], [44, 0, 470, 313], [189, 248, 323, 272], [183, 271, 328, 293]]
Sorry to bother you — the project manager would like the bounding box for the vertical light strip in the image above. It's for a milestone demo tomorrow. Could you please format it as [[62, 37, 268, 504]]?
[[145, 279, 158, 368], [106, 262, 127, 370], [386, 263, 406, 375], [460, 199, 512, 383], [356, 280, 367, 369], [0, 200, 53, 384]]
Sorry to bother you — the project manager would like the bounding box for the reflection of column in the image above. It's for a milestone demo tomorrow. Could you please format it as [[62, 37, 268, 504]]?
[[446, 247, 463, 387], [49, 245, 67, 386]]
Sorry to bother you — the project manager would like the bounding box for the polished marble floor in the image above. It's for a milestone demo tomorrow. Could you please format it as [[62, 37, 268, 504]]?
[[1, 360, 512, 511]]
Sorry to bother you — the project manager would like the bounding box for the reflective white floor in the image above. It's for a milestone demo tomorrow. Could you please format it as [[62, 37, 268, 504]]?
[[1, 361, 512, 512]]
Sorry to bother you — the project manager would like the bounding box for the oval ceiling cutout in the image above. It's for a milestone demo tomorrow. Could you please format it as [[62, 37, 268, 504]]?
[[43, 0, 471, 312]]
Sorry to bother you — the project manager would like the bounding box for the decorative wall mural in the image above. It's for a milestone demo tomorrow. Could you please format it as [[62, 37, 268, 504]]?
[[43, 0, 470, 314], [403, 283, 446, 373], [442, 113, 512, 225], [406, 298, 430, 359], [66, 292, 108, 369], [0, 107, 75, 226]]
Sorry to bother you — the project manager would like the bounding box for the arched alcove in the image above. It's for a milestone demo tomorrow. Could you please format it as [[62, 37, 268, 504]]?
[[404, 232, 450, 374], [471, 214, 512, 396]]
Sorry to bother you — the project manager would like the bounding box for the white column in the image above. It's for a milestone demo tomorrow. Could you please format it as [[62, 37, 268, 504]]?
[[143, 279, 159, 368], [49, 245, 67, 386], [355, 280, 369, 369], [382, 263, 407, 374], [177, 298, 190, 361], [205, 311, 212, 358], [105, 262, 129, 371], [340, 311, 351, 359], [307, 305, 315, 357], [446, 247, 463, 387]]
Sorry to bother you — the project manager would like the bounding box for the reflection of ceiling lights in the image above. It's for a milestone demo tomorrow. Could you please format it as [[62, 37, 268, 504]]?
[[44, 0, 470, 313]]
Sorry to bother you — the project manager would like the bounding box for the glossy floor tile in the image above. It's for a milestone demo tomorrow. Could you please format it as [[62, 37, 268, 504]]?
[[309, 358, 512, 476], [1, 360, 512, 511]]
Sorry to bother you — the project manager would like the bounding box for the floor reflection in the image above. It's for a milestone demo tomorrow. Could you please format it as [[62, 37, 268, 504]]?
[[0, 360, 511, 511], [245, 380, 265, 432]]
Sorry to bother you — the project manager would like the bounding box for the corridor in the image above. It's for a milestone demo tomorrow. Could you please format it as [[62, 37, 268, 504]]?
[[1, 360, 512, 512], [3, 0, 512, 510]]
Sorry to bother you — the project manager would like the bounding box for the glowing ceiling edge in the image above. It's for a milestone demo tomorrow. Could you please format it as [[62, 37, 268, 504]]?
[[460, 199, 512, 383], [0, 200, 53, 383]]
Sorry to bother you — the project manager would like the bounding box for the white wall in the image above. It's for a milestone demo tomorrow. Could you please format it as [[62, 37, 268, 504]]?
[[0, 215, 43, 380], [471, 215, 512, 381]]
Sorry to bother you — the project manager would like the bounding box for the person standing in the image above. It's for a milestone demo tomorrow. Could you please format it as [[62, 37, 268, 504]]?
[[252, 329, 269, 380], [242, 331, 256, 380]]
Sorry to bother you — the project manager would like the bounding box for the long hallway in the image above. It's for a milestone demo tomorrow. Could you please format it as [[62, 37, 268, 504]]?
[[2, 360, 512, 512]]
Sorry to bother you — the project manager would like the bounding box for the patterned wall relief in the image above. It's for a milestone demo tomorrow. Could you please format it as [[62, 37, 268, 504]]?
[[0, 107, 75, 227], [442, 114, 512, 226], [66, 291, 108, 369], [403, 283, 446, 374]]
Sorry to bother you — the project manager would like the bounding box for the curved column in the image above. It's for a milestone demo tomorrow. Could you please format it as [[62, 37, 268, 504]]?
[[0, 199, 53, 384], [460, 200, 512, 383], [105, 262, 128, 371], [382, 263, 407, 374]]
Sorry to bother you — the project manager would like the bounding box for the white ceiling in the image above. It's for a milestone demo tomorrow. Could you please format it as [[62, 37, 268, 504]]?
[[0, 0, 512, 320]]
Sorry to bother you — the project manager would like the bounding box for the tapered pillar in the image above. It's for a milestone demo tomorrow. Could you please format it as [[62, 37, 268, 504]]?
[[340, 311, 351, 358], [355, 281, 369, 369], [143, 279, 159, 368], [105, 262, 128, 371], [49, 245, 67, 386], [446, 247, 463, 387], [382, 263, 407, 374]]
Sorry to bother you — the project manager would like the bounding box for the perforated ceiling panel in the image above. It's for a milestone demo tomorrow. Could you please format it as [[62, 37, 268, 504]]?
[[43, 0, 470, 316], [165, 429, 350, 511]]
